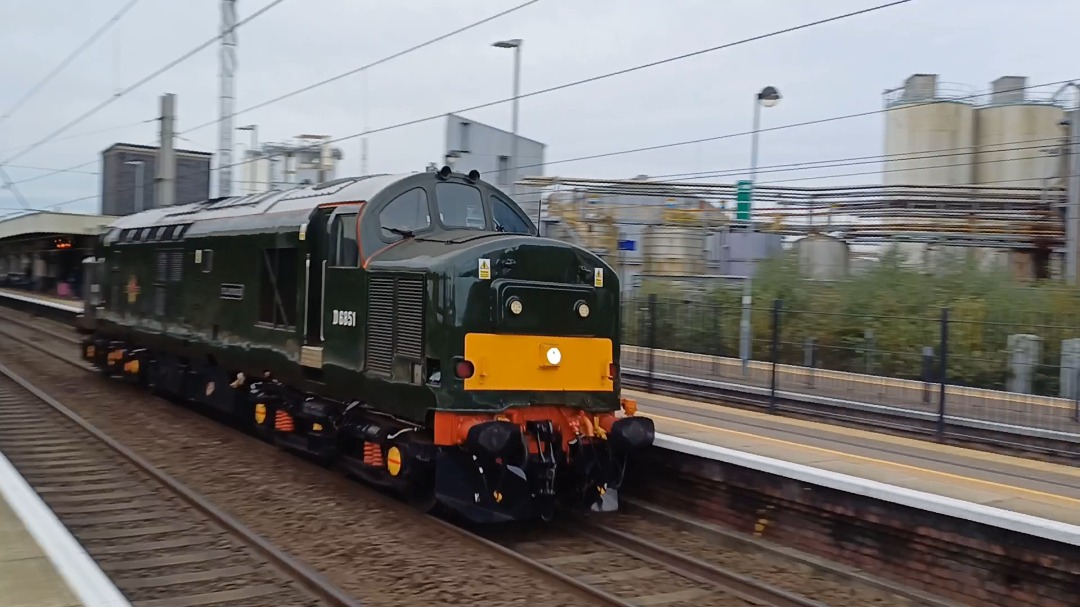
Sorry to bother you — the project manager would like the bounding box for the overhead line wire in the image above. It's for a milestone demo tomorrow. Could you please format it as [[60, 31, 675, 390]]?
[[0, 118, 155, 155], [12, 0, 916, 194], [203, 0, 915, 176], [157, 71, 1075, 196], [0, 0, 142, 126], [89, 140, 1061, 215], [8, 0, 539, 196], [520, 151, 1063, 212], [1, 0, 289, 165], [181, 0, 542, 135], [500, 79, 1078, 178]]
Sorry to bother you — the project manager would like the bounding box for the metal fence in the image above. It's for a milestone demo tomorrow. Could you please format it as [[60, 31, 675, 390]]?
[[621, 294, 1080, 442]]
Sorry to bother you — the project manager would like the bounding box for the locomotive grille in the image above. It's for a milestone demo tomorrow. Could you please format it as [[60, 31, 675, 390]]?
[[155, 252, 168, 282], [394, 276, 424, 359], [367, 277, 395, 376], [365, 273, 425, 377], [168, 250, 183, 282]]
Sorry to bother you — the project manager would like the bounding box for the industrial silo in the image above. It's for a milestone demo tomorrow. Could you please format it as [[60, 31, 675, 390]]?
[[642, 223, 706, 276], [974, 76, 1065, 188], [883, 74, 976, 186], [795, 233, 850, 280]]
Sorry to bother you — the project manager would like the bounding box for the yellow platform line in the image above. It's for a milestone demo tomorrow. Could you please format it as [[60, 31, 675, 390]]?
[[630, 388, 1080, 481]]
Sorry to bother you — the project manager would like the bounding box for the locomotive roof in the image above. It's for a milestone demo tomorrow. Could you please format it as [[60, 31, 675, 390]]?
[[105, 172, 414, 238]]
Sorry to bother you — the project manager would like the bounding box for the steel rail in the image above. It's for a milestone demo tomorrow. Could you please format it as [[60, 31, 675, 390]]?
[[578, 521, 828, 607], [0, 341, 363, 606]]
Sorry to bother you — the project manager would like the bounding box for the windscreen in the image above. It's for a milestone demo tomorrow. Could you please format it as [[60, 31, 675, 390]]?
[[436, 182, 486, 230]]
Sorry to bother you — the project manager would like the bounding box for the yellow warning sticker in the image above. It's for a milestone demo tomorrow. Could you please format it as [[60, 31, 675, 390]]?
[[479, 258, 491, 280], [593, 267, 604, 287]]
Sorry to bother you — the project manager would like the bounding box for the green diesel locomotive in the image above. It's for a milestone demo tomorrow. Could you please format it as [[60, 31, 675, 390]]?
[[79, 167, 654, 523]]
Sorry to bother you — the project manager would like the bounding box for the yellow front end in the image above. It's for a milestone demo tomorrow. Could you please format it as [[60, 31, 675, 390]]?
[[462, 333, 614, 392]]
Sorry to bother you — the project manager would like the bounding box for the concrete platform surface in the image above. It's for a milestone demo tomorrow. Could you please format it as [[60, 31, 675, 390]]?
[[633, 388, 1080, 528], [0, 450, 129, 607]]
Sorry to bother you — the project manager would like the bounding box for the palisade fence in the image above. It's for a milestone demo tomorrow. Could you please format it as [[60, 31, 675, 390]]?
[[621, 294, 1080, 440]]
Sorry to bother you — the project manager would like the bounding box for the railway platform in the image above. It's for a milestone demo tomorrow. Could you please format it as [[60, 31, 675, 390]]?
[[633, 387, 1080, 538], [0, 449, 129, 607], [0, 287, 83, 314]]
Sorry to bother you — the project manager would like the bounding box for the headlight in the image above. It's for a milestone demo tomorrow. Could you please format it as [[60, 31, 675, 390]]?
[[508, 297, 523, 315], [575, 300, 590, 318], [608, 416, 655, 452]]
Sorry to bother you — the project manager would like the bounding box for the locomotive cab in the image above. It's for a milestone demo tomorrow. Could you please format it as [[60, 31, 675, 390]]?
[[346, 169, 654, 522]]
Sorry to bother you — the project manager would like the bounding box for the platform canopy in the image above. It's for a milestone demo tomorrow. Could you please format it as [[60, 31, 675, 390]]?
[[0, 211, 116, 242]]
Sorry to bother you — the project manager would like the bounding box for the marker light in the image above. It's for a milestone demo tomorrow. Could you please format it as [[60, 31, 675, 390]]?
[[508, 297, 523, 315], [455, 360, 475, 379], [575, 301, 590, 318], [546, 347, 562, 366]]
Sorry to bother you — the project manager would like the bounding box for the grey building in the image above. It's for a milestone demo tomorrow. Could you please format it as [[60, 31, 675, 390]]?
[[443, 113, 545, 206], [100, 143, 212, 216]]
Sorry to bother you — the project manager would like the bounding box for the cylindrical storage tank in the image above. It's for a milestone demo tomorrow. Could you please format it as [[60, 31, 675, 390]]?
[[642, 224, 705, 276], [883, 74, 976, 186], [796, 234, 850, 280], [975, 104, 1064, 188]]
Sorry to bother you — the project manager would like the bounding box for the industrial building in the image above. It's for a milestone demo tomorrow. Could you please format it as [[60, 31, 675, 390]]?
[[517, 73, 1078, 291], [522, 176, 781, 292], [100, 143, 211, 216], [238, 135, 344, 193], [883, 74, 1066, 188], [879, 73, 1074, 279], [443, 112, 545, 207]]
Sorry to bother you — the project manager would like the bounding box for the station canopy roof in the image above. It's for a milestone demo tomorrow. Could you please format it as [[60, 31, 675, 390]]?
[[0, 211, 117, 242]]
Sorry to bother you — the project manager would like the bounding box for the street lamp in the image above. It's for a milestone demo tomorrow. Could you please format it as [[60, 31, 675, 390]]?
[[125, 160, 145, 213], [749, 85, 781, 186], [237, 124, 258, 193], [740, 85, 781, 376], [492, 38, 524, 213]]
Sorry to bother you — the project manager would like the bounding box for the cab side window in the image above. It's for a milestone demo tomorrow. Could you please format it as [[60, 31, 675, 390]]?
[[490, 195, 533, 235], [380, 188, 430, 240], [330, 213, 358, 267]]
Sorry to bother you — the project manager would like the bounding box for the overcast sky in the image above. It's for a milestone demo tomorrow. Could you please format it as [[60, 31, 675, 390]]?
[[1, 0, 1077, 216]]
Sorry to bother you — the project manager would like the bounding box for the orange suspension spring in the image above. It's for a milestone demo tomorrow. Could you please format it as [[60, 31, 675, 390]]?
[[363, 442, 383, 467], [274, 410, 295, 432]]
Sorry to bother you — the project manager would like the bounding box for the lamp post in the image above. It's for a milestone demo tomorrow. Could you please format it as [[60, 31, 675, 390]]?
[[739, 85, 781, 376], [125, 160, 144, 213], [492, 38, 523, 209], [237, 124, 258, 193], [748, 85, 781, 220]]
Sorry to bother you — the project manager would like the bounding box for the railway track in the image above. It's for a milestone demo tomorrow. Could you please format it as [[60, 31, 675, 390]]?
[[485, 520, 827, 607], [0, 360, 361, 607]]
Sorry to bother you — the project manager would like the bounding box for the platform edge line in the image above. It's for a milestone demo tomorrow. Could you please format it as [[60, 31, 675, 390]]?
[[654, 432, 1080, 547], [0, 449, 131, 607]]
